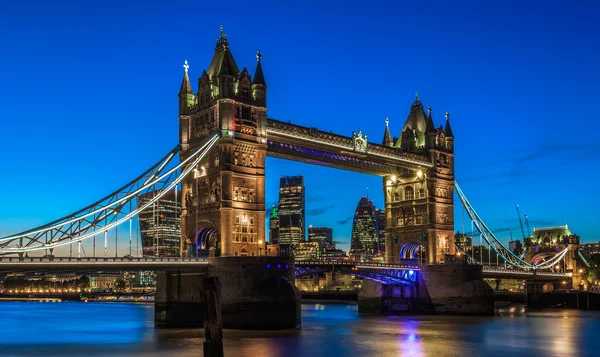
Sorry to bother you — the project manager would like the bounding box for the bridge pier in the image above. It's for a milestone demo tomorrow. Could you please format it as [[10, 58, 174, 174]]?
[[357, 263, 494, 315], [358, 280, 419, 314], [155, 257, 300, 329]]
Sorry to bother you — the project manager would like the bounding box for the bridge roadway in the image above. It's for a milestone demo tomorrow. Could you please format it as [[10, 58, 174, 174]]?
[[0, 257, 570, 281], [481, 266, 569, 280], [0, 257, 209, 272]]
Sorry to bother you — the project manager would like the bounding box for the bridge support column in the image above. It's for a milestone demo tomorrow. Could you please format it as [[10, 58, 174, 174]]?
[[155, 257, 300, 329], [155, 269, 208, 328], [357, 263, 494, 315], [417, 263, 494, 315], [358, 280, 418, 314]]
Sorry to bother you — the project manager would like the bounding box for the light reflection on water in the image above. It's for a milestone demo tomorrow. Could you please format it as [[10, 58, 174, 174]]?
[[1, 301, 600, 357]]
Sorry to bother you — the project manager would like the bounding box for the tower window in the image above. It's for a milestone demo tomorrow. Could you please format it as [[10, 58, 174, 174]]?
[[405, 187, 414, 200], [241, 85, 250, 99]]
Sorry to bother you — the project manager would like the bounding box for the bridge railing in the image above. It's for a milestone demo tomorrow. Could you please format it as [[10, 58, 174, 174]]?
[[0, 257, 208, 264], [295, 260, 419, 270], [482, 266, 568, 277]]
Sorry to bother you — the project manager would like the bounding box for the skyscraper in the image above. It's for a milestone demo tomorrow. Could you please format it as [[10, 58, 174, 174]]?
[[269, 206, 280, 244], [350, 196, 378, 259], [277, 176, 305, 245], [374, 208, 386, 254], [138, 190, 181, 257]]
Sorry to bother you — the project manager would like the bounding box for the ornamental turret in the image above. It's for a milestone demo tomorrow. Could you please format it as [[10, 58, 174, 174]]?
[[382, 117, 392, 146], [178, 60, 195, 114], [252, 50, 267, 107], [445, 111, 454, 151], [425, 105, 437, 150]]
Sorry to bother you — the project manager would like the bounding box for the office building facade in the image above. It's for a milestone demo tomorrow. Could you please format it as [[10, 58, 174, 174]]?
[[277, 176, 305, 245], [138, 189, 181, 257]]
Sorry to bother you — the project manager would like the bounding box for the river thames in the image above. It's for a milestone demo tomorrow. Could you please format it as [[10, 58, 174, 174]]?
[[1, 301, 599, 356]]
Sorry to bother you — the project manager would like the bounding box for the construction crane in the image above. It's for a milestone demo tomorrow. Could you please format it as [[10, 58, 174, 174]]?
[[516, 204, 526, 240], [524, 214, 531, 237]]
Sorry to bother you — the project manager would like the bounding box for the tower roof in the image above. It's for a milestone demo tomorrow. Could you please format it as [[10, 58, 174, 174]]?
[[253, 50, 267, 86], [399, 93, 428, 147], [179, 60, 192, 95], [207, 26, 240, 78], [530, 225, 572, 241], [445, 111, 454, 137]]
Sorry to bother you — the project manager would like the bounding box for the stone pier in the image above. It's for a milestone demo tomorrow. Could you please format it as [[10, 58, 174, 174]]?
[[155, 256, 300, 329], [358, 263, 494, 315]]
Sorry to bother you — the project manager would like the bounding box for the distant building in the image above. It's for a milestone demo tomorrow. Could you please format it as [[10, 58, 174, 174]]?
[[524, 224, 575, 248], [269, 206, 280, 244], [89, 273, 123, 290], [266, 243, 291, 257], [308, 226, 333, 248], [374, 208, 386, 254], [455, 232, 473, 253], [138, 190, 181, 257], [321, 248, 347, 260], [294, 241, 320, 261], [509, 240, 523, 255], [580, 242, 600, 260], [277, 176, 305, 245], [350, 196, 378, 259]]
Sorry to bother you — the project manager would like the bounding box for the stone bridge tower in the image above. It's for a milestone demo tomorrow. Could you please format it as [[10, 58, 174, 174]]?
[[178, 28, 268, 257], [383, 96, 455, 264]]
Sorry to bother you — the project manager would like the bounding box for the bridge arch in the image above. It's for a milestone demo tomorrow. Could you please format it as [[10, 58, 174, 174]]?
[[399, 242, 426, 262], [188, 224, 220, 258]]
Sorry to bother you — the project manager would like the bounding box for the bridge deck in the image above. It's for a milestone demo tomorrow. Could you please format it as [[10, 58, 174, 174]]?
[[0, 257, 209, 272]]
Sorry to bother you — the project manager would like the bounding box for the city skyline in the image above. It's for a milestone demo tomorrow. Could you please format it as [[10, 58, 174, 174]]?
[[1, 1, 599, 257]]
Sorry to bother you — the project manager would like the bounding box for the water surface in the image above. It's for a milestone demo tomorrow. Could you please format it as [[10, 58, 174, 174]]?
[[1, 301, 599, 356]]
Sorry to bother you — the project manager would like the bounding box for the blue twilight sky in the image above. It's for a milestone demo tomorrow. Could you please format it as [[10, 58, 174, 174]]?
[[0, 0, 599, 256]]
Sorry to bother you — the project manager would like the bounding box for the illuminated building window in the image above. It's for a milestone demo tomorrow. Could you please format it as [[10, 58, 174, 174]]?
[[418, 189, 425, 199], [405, 187, 414, 200], [393, 192, 400, 202]]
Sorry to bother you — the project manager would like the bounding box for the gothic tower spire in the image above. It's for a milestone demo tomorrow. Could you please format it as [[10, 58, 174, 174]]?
[[252, 50, 267, 107], [178, 60, 195, 114], [444, 111, 454, 138], [445, 111, 454, 151], [382, 117, 392, 146]]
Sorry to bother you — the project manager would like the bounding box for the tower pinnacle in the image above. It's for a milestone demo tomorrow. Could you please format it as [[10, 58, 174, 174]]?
[[216, 25, 228, 47], [253, 50, 266, 86], [179, 60, 192, 95], [444, 111, 454, 138], [382, 117, 392, 146]]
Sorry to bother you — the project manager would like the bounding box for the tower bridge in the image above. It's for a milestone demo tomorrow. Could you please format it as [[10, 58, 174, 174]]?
[[0, 27, 588, 327]]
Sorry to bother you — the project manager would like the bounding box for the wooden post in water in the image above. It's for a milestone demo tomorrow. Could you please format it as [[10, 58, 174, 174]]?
[[202, 276, 224, 357]]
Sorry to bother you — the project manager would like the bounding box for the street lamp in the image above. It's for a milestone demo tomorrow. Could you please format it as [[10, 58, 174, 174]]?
[[258, 240, 263, 256]]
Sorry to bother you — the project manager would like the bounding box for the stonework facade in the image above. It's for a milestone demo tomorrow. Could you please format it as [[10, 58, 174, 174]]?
[[383, 97, 455, 263], [178, 28, 267, 257]]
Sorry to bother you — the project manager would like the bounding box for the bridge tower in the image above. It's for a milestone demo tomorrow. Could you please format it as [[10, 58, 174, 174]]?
[[178, 27, 268, 257], [383, 97, 455, 264]]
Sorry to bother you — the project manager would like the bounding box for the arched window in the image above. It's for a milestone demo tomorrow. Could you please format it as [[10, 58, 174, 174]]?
[[240, 247, 249, 257], [405, 187, 414, 200]]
